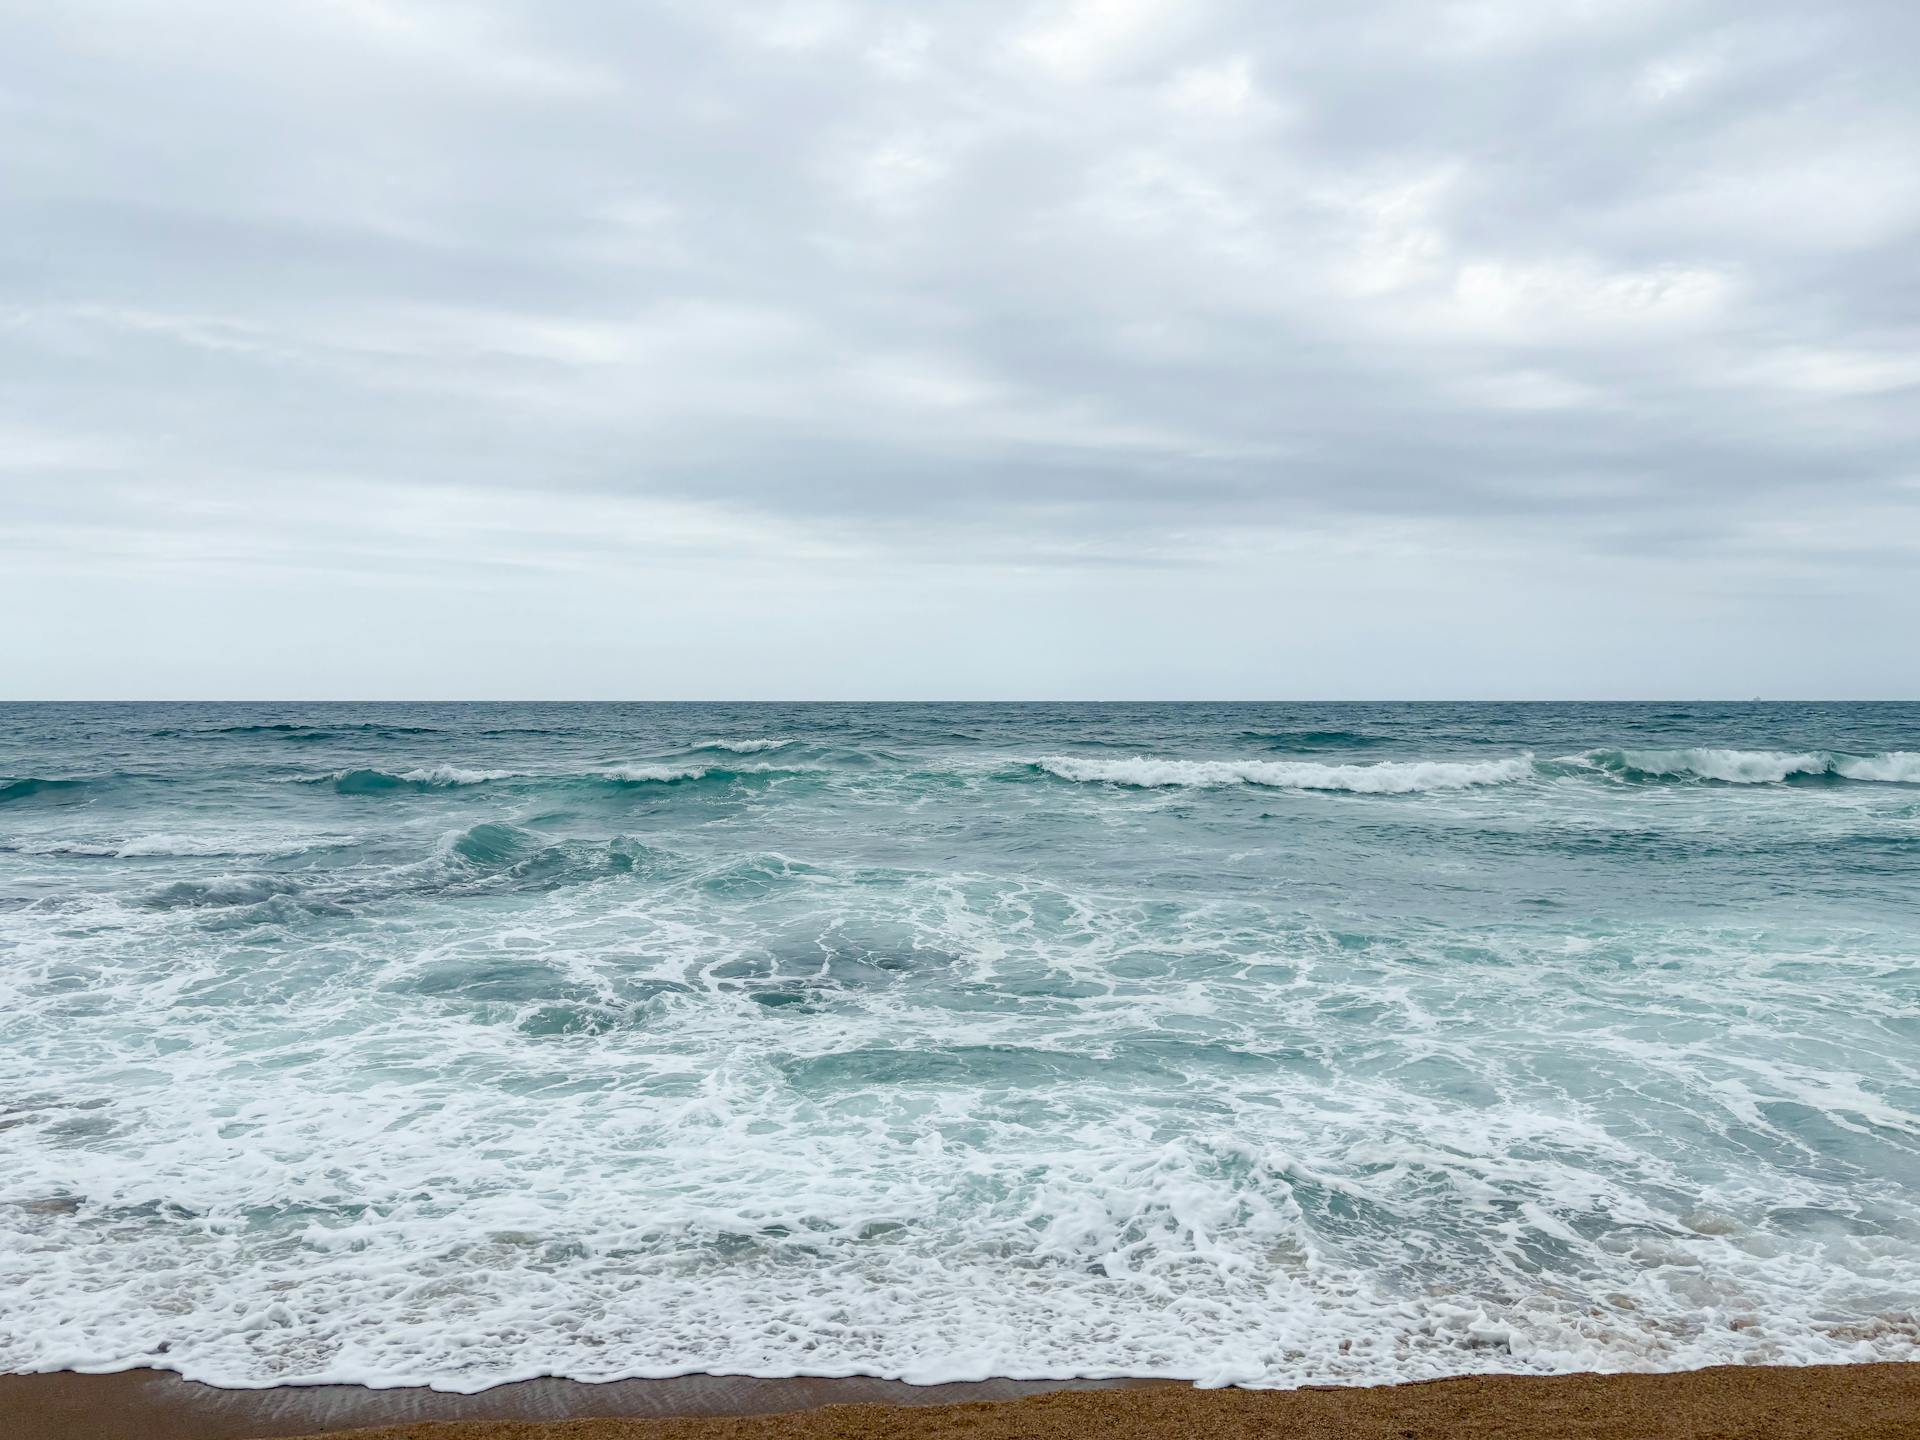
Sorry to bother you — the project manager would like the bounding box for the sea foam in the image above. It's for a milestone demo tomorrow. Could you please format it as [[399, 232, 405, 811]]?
[[4, 701, 1918, 1394], [1034, 754, 1535, 792], [1583, 748, 1920, 784], [603, 761, 807, 783]]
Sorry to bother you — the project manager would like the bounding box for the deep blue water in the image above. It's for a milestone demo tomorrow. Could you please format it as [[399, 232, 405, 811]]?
[[1, 702, 1917, 1387]]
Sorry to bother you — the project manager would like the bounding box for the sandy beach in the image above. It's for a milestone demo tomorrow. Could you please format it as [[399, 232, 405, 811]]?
[[3, 1363, 1917, 1440]]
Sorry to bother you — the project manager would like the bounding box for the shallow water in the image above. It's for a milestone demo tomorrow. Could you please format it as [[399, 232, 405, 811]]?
[[1, 702, 1916, 1388]]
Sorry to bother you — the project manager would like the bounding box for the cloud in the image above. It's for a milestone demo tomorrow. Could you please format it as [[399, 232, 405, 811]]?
[[0, 0, 1915, 696]]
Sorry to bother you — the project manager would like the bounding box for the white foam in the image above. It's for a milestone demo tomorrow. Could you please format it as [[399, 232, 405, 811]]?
[[113, 833, 259, 857], [296, 766, 518, 787], [1591, 748, 1920, 784], [6, 831, 359, 859], [1035, 754, 1535, 793], [691, 738, 795, 754], [1833, 751, 1920, 783], [603, 762, 810, 783], [10, 846, 1914, 1391], [396, 766, 517, 785], [5, 727, 1918, 1394], [602, 763, 715, 782]]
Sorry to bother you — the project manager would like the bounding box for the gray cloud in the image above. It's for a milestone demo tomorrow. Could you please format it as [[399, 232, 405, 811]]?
[[2, 0, 1916, 697]]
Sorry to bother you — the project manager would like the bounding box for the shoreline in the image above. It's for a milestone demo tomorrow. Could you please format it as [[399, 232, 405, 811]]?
[[4, 1363, 1917, 1440], [0, 1369, 1168, 1440]]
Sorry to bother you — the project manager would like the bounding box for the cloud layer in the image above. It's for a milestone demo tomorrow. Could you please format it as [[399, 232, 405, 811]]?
[[3, 0, 1916, 696]]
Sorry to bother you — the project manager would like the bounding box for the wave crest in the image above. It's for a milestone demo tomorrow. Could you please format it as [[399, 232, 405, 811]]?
[[15, 832, 347, 859], [1581, 749, 1920, 785], [601, 762, 806, 785], [601, 763, 712, 784], [1033, 755, 1534, 793], [308, 767, 515, 794], [295, 763, 811, 795], [0, 777, 93, 804], [689, 738, 795, 754]]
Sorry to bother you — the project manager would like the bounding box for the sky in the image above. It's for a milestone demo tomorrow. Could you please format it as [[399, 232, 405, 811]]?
[[2, 0, 1917, 699]]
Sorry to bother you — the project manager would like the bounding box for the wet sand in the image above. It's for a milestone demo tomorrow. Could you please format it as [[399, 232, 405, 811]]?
[[0, 1370, 1162, 1440], [2, 1363, 1917, 1440]]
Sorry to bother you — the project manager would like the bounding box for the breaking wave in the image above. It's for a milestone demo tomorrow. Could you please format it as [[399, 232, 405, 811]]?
[[601, 763, 717, 783], [306, 767, 518, 794], [1037, 748, 1920, 793], [601, 762, 808, 784], [1580, 748, 1920, 785], [6, 832, 353, 860], [689, 737, 795, 754], [1033, 755, 1534, 793]]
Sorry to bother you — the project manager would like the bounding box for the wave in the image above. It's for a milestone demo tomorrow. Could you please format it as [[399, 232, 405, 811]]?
[[445, 821, 535, 866], [1032, 755, 1534, 793], [602, 762, 807, 785], [688, 737, 795, 754], [8, 832, 353, 860], [300, 763, 810, 795], [1036, 748, 1920, 793], [602, 763, 714, 783], [305, 767, 517, 794], [0, 777, 93, 804], [155, 723, 443, 741], [439, 822, 656, 888], [1579, 749, 1920, 785], [142, 875, 318, 911], [125, 824, 653, 918]]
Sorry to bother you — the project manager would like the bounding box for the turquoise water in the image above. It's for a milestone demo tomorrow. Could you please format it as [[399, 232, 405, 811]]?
[[1, 702, 1917, 1388]]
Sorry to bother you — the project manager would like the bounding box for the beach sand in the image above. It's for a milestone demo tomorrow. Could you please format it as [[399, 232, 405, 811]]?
[[0, 1371, 1154, 1440], [2, 1363, 1916, 1440]]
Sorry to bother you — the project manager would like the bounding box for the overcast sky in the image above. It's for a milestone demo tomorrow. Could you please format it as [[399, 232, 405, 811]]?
[[3, 0, 1917, 698]]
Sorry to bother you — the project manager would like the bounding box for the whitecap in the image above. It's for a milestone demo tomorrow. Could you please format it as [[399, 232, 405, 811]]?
[[1583, 748, 1920, 784], [1034, 754, 1535, 793]]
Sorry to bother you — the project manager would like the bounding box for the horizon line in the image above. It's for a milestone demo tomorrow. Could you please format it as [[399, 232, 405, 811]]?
[[3, 697, 1914, 706]]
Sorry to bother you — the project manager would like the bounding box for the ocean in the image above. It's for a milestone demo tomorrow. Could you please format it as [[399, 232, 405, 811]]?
[[1, 701, 1916, 1390]]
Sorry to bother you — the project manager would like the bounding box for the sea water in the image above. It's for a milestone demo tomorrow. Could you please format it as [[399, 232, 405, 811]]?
[[1, 702, 1916, 1389]]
